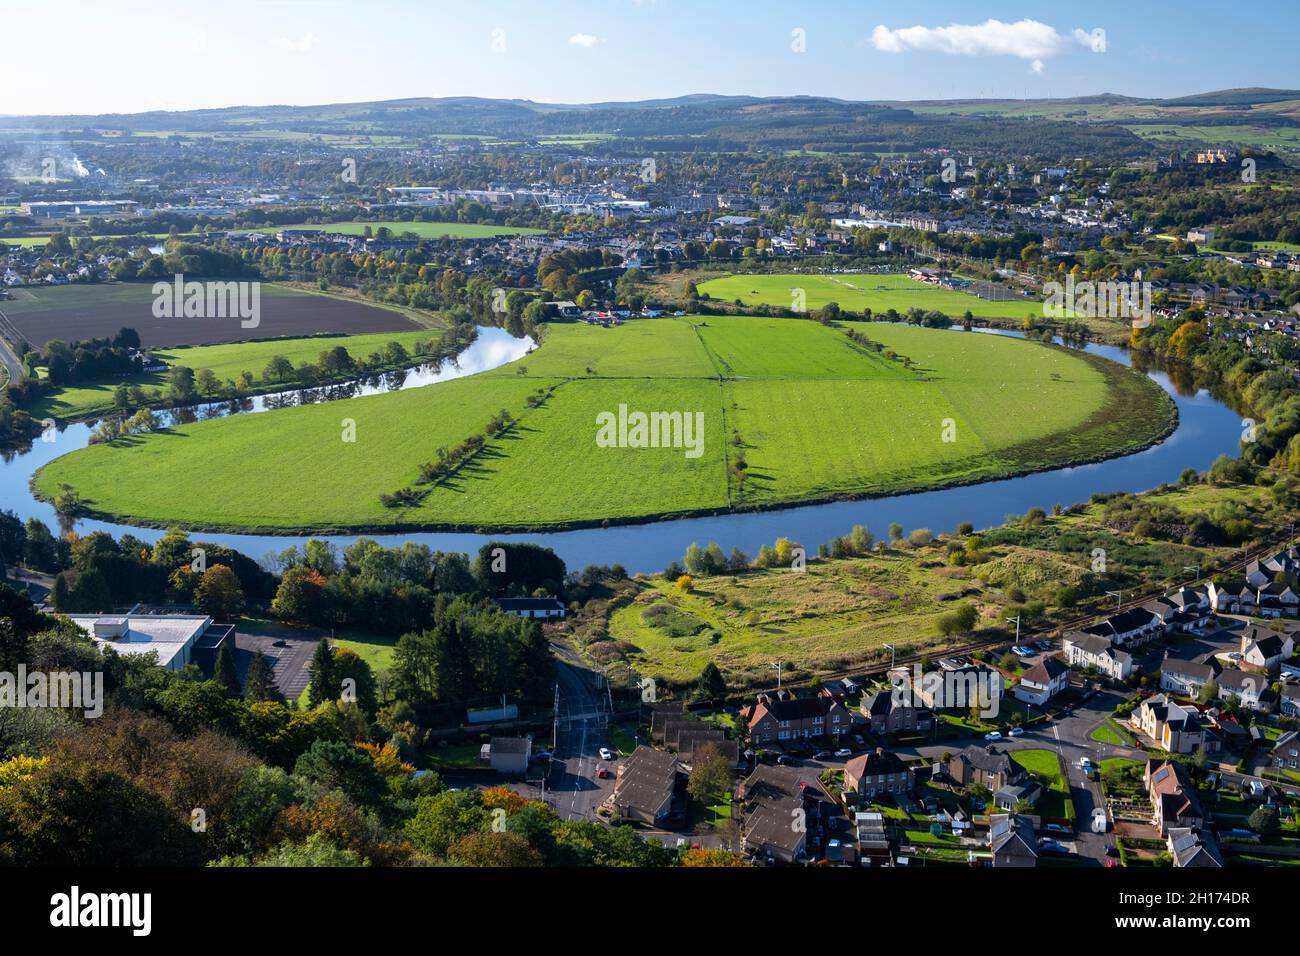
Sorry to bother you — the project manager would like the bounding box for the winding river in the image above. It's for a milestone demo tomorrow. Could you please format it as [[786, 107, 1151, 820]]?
[[0, 325, 1245, 575]]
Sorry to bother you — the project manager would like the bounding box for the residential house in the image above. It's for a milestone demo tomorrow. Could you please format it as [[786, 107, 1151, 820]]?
[[1239, 624, 1294, 672], [1167, 827, 1223, 867], [1281, 684, 1300, 719], [738, 764, 836, 864], [493, 597, 567, 621], [995, 780, 1043, 812], [860, 689, 933, 736], [1217, 668, 1275, 712], [1145, 759, 1204, 835], [1256, 583, 1299, 618], [1134, 695, 1213, 755], [948, 744, 1026, 792], [1163, 586, 1214, 632], [1272, 730, 1300, 773], [608, 746, 681, 827], [1062, 632, 1135, 680], [843, 748, 915, 798], [988, 813, 1038, 867], [1013, 657, 1071, 706], [910, 664, 999, 710], [1080, 606, 1163, 647], [1160, 655, 1220, 698], [1208, 580, 1255, 614], [746, 691, 850, 744]]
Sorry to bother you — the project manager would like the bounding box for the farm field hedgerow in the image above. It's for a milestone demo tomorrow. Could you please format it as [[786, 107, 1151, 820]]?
[[35, 315, 1174, 533], [697, 273, 1041, 319]]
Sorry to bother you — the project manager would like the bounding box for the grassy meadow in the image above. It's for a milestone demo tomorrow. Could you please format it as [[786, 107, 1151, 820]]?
[[35, 315, 1173, 533], [28, 329, 443, 420], [697, 273, 1042, 319]]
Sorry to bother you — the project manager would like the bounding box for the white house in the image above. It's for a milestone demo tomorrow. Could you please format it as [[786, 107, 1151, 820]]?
[[493, 597, 567, 621], [1159, 656, 1218, 698], [1080, 607, 1163, 647], [1063, 632, 1134, 680], [1238, 624, 1295, 671], [1013, 657, 1071, 706]]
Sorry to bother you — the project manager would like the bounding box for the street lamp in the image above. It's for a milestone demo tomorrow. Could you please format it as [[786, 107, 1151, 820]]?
[[770, 660, 785, 690]]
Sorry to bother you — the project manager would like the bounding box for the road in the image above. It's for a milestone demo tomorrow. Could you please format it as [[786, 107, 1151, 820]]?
[[545, 644, 617, 821], [0, 306, 27, 386]]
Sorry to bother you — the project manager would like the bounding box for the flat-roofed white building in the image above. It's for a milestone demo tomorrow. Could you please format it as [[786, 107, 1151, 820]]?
[[68, 614, 213, 671]]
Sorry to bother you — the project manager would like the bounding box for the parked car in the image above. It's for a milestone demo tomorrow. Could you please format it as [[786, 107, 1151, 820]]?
[[776, 755, 796, 765], [1008, 727, 1025, 737], [984, 731, 1003, 741], [596, 766, 610, 779], [814, 750, 832, 760], [1105, 843, 1119, 858], [598, 747, 615, 761], [834, 747, 852, 758], [1044, 823, 1071, 835], [1092, 808, 1109, 833], [1039, 838, 1068, 854], [533, 750, 554, 761]]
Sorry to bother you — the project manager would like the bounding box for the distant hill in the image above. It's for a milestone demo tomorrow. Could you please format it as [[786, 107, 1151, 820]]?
[[6, 88, 1296, 161], [1159, 88, 1300, 107]]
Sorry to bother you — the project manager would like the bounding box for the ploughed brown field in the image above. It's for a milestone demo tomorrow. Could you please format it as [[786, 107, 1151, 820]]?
[[1, 282, 419, 348]]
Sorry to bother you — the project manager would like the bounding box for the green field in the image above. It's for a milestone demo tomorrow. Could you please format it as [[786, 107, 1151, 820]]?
[[26, 328, 444, 421], [0, 233, 176, 249], [1204, 240, 1300, 254], [697, 273, 1041, 319], [35, 315, 1174, 534], [1012, 749, 1075, 821], [242, 220, 545, 240]]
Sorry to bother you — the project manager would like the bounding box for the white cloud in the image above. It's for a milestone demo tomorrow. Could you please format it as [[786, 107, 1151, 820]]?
[[1031, 59, 1046, 74], [870, 19, 1105, 62], [569, 33, 599, 48], [1073, 27, 1109, 53], [273, 32, 321, 53]]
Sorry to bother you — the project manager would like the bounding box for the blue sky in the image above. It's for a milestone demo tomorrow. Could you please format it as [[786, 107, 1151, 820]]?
[[5, 0, 1297, 115]]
